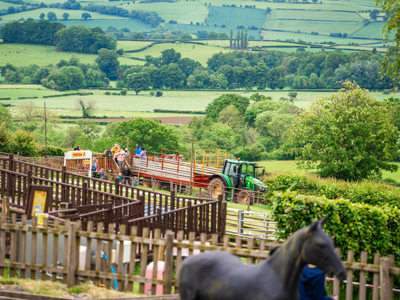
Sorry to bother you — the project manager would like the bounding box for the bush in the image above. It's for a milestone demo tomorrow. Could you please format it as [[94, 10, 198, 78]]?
[[155, 90, 163, 97], [263, 173, 400, 207], [271, 191, 400, 259]]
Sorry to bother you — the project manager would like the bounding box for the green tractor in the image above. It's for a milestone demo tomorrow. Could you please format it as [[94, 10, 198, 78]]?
[[207, 159, 268, 205]]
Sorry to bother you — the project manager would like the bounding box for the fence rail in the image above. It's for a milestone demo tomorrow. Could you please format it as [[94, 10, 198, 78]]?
[[0, 215, 398, 300], [0, 155, 226, 238]]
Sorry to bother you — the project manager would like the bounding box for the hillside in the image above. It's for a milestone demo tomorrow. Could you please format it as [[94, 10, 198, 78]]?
[[0, 0, 387, 50]]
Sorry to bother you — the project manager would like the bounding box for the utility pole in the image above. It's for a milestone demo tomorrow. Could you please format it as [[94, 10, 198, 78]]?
[[44, 102, 48, 157]]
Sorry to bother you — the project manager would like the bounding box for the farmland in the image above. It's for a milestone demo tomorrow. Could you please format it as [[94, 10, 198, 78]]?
[[0, 86, 388, 116], [122, 42, 233, 66], [0, 43, 136, 67]]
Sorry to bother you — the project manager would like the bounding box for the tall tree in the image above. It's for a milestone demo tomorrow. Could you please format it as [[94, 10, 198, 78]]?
[[284, 82, 399, 181], [95, 49, 120, 80], [373, 0, 400, 84]]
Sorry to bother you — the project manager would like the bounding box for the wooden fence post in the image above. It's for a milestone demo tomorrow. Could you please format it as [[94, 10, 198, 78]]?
[[8, 154, 14, 172], [61, 166, 67, 203], [345, 250, 354, 300], [164, 231, 174, 294], [380, 257, 393, 300], [66, 222, 77, 288], [82, 182, 87, 206], [115, 178, 120, 196]]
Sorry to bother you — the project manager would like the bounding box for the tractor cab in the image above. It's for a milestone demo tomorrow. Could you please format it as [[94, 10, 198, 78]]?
[[208, 159, 268, 205]]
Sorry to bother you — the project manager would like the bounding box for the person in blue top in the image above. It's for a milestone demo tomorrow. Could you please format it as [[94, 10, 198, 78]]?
[[299, 264, 338, 300], [135, 144, 141, 157]]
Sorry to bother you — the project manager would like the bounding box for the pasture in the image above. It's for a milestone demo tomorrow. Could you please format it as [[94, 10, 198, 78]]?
[[0, 43, 138, 67], [0, 87, 388, 116], [133, 1, 208, 24], [123, 42, 233, 66], [207, 6, 267, 28], [58, 19, 154, 31], [259, 160, 400, 183], [117, 41, 154, 52], [0, 8, 124, 21]]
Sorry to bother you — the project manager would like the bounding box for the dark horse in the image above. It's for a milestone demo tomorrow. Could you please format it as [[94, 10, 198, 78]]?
[[179, 218, 346, 300]]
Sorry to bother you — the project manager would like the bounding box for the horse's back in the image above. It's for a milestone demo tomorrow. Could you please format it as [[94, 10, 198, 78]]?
[[179, 252, 291, 300]]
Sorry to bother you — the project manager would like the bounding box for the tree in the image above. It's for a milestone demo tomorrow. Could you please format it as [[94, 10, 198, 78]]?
[[82, 12, 92, 20], [125, 72, 150, 94], [96, 48, 120, 80], [10, 130, 37, 157], [205, 94, 250, 121], [372, 0, 400, 84], [39, 12, 45, 20], [76, 99, 96, 118], [44, 66, 85, 91], [113, 118, 181, 152], [62, 12, 70, 20], [47, 12, 57, 21], [284, 82, 399, 181]]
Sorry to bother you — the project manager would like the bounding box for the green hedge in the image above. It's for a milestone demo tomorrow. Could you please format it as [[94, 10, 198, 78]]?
[[264, 173, 400, 207], [271, 191, 400, 259]]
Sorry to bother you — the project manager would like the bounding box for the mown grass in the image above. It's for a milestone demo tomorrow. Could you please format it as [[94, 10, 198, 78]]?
[[133, 0, 208, 24]]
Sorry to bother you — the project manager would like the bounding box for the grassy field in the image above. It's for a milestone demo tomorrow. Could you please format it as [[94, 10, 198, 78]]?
[[207, 6, 266, 28], [271, 9, 363, 22], [0, 8, 124, 21], [350, 22, 386, 39], [259, 160, 400, 183], [117, 41, 154, 52], [0, 87, 389, 117], [261, 30, 384, 46], [58, 19, 154, 31], [124, 42, 233, 66], [0, 43, 138, 67], [133, 0, 208, 24]]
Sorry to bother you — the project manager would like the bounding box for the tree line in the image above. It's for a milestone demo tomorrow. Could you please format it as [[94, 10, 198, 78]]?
[[1, 21, 116, 54]]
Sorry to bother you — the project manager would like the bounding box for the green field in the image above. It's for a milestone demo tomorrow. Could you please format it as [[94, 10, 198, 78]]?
[[124, 42, 233, 66], [133, 0, 208, 24], [271, 9, 363, 22], [0, 8, 123, 21], [350, 22, 386, 39], [0, 87, 388, 117], [259, 160, 400, 183], [0, 43, 138, 67], [117, 41, 154, 52]]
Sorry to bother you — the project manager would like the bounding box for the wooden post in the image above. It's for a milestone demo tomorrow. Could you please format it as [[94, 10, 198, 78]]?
[[82, 182, 88, 206], [115, 178, 120, 196], [345, 250, 354, 300], [333, 248, 341, 297], [380, 257, 391, 300], [164, 231, 174, 294], [66, 222, 77, 288], [1, 197, 10, 220], [372, 253, 380, 300]]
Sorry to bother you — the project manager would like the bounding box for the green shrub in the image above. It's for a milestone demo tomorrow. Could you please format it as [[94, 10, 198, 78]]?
[[264, 173, 400, 207], [155, 90, 163, 97], [271, 191, 400, 259]]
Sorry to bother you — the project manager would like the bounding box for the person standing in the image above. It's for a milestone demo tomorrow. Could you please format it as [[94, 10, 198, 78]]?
[[135, 144, 141, 158], [91, 158, 99, 177], [122, 165, 132, 185], [139, 147, 147, 160], [299, 264, 338, 300], [116, 150, 125, 172]]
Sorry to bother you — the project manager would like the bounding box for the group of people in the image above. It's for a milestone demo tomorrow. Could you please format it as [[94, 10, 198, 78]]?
[[98, 143, 146, 185]]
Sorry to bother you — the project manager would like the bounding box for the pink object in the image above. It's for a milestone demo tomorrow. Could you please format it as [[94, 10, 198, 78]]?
[[145, 261, 165, 295]]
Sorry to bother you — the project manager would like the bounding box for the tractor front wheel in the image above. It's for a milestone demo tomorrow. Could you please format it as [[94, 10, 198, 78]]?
[[236, 190, 254, 205], [208, 178, 226, 199]]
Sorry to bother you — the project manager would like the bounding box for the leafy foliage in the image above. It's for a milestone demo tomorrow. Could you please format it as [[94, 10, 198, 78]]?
[[205, 94, 249, 121], [271, 191, 400, 259], [113, 118, 181, 152], [284, 82, 399, 181]]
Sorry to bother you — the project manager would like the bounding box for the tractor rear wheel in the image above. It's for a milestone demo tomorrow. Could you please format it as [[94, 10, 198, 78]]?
[[208, 178, 226, 199], [236, 190, 254, 205]]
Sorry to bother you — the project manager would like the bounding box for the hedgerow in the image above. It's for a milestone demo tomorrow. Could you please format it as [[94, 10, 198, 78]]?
[[264, 173, 400, 207], [271, 191, 400, 259]]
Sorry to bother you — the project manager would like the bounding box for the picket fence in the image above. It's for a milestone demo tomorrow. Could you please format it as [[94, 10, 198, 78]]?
[[0, 214, 399, 300]]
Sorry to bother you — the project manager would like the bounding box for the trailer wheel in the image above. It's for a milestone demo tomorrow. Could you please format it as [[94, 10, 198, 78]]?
[[236, 190, 254, 205], [208, 178, 226, 199]]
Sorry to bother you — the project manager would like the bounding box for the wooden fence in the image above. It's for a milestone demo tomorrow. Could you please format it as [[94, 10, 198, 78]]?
[[0, 215, 399, 300], [0, 155, 226, 238]]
